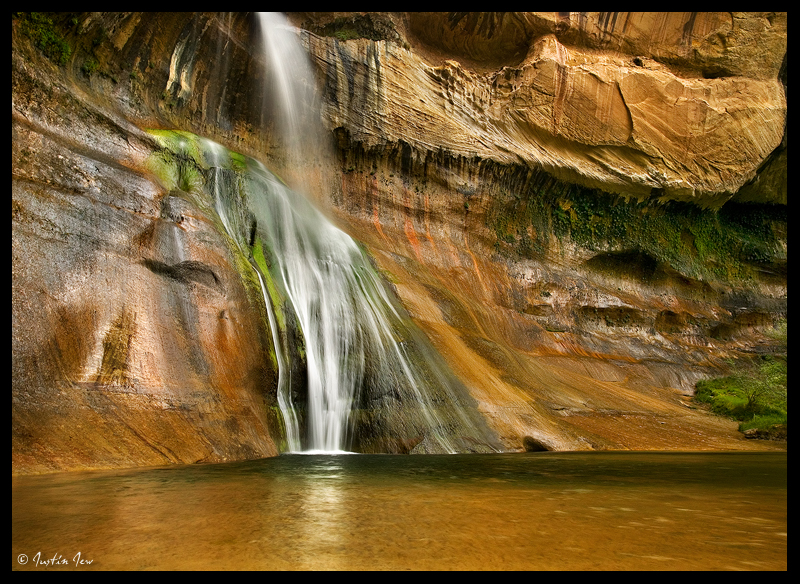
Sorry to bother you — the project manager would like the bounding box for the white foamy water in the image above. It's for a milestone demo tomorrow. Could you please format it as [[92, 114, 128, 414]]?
[[188, 13, 502, 454]]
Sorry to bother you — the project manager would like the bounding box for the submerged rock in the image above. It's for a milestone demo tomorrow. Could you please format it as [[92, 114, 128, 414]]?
[[744, 425, 787, 441]]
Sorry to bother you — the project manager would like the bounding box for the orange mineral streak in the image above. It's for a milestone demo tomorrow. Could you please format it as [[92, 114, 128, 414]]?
[[422, 193, 439, 253], [372, 206, 388, 242], [369, 175, 389, 243], [402, 187, 423, 262], [332, 201, 785, 454], [458, 225, 488, 293], [403, 217, 422, 262]]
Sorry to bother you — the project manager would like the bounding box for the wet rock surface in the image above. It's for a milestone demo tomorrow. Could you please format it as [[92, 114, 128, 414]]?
[[12, 13, 787, 473], [13, 15, 281, 473], [744, 425, 787, 441]]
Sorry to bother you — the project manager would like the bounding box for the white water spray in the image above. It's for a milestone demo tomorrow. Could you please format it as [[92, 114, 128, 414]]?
[[243, 161, 453, 453], [198, 13, 501, 454]]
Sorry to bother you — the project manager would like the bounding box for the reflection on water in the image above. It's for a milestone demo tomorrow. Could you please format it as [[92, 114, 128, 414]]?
[[12, 452, 786, 570]]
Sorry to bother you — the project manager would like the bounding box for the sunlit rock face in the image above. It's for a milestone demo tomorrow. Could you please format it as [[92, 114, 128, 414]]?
[[12, 13, 282, 473], [293, 11, 787, 451], [12, 13, 787, 472], [298, 11, 787, 204]]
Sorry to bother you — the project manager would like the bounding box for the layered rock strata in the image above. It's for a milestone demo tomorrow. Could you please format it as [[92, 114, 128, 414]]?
[[12, 14, 282, 473], [12, 12, 787, 472], [298, 11, 786, 204], [296, 11, 787, 451]]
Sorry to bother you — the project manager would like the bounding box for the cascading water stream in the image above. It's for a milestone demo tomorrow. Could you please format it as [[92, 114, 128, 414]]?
[[186, 13, 502, 454], [206, 141, 302, 452], [258, 12, 374, 453], [243, 160, 465, 454]]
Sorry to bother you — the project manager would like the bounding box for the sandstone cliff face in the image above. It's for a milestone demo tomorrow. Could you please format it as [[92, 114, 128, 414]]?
[[12, 13, 282, 473], [296, 12, 787, 451], [12, 13, 787, 472], [299, 11, 786, 203]]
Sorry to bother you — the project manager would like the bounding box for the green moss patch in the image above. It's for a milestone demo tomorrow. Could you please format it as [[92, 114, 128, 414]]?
[[693, 321, 787, 434], [306, 14, 400, 43], [489, 178, 786, 287], [14, 12, 74, 65]]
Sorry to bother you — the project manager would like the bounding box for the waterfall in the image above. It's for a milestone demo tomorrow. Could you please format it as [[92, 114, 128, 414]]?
[[182, 13, 502, 454], [257, 12, 326, 197]]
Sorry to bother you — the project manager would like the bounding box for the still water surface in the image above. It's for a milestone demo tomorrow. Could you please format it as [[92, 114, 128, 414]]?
[[13, 452, 786, 570]]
